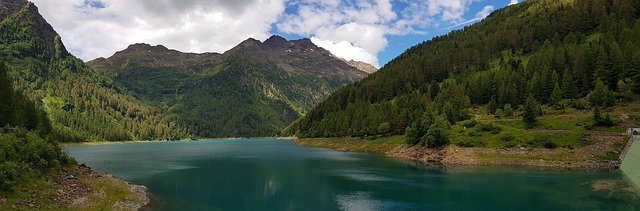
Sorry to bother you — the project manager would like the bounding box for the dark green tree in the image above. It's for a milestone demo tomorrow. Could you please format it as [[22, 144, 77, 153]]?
[[523, 95, 540, 124], [0, 62, 15, 126], [422, 116, 451, 148], [550, 83, 563, 106], [378, 122, 391, 135], [588, 78, 611, 107], [561, 68, 578, 99]]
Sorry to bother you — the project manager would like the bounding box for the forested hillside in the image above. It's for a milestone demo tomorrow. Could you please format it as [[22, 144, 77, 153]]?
[[283, 0, 640, 141], [89, 36, 369, 138], [0, 0, 189, 142], [0, 60, 73, 192]]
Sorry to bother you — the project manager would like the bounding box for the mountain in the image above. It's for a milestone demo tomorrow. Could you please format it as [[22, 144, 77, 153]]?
[[345, 60, 378, 74], [0, 0, 189, 141], [283, 0, 640, 139], [88, 35, 369, 137]]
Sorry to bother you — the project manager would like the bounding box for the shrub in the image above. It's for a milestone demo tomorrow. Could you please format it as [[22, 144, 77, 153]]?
[[423, 116, 451, 147], [456, 139, 485, 147], [500, 133, 515, 142], [597, 151, 620, 161], [571, 98, 588, 110], [477, 123, 501, 133], [468, 131, 482, 137], [543, 142, 558, 149], [461, 119, 478, 128]]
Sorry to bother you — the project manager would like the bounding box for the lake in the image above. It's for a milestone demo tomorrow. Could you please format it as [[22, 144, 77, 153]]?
[[64, 139, 640, 211]]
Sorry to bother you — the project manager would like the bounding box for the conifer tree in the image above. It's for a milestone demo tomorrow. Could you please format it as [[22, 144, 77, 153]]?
[[550, 83, 563, 106], [588, 78, 611, 107], [561, 68, 578, 99], [0, 62, 16, 126], [523, 95, 540, 124]]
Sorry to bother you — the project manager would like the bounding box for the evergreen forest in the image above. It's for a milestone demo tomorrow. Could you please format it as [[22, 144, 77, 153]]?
[[283, 0, 640, 145]]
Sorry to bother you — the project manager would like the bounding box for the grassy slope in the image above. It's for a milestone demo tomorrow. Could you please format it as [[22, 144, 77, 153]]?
[[296, 95, 640, 169], [0, 165, 148, 210]]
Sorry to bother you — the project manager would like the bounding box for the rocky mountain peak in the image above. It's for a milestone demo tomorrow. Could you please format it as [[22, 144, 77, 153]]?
[[292, 38, 315, 48], [239, 38, 261, 47], [116, 43, 171, 55], [346, 60, 378, 74], [263, 35, 288, 48], [1, 0, 63, 56], [0, 0, 27, 21]]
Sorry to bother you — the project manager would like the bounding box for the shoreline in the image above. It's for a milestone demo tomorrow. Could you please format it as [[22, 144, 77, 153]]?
[[71, 164, 150, 210], [293, 137, 622, 171], [60, 137, 249, 147], [62, 136, 621, 171], [0, 163, 149, 210]]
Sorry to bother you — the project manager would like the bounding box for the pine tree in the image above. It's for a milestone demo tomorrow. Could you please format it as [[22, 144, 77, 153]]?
[[628, 53, 640, 93], [608, 41, 624, 91], [588, 78, 611, 107], [593, 47, 609, 88], [0, 62, 16, 126], [523, 95, 540, 124], [550, 83, 563, 106], [561, 68, 578, 99]]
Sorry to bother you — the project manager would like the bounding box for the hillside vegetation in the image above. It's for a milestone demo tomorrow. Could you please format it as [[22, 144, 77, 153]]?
[[283, 0, 640, 149], [89, 36, 368, 138], [0, 1, 189, 142]]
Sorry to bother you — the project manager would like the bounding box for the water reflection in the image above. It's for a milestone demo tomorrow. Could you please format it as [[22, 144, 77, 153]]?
[[65, 139, 640, 211]]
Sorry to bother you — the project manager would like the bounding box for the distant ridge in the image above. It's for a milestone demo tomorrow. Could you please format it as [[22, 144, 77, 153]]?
[[88, 35, 370, 138]]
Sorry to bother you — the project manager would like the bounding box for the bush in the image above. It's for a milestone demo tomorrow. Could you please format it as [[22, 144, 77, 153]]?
[[456, 139, 485, 147], [543, 142, 558, 149], [0, 162, 20, 192], [571, 98, 588, 110], [423, 116, 451, 147], [597, 151, 620, 161], [500, 133, 515, 142], [0, 130, 72, 192], [468, 131, 482, 137], [461, 119, 478, 128], [476, 123, 501, 134]]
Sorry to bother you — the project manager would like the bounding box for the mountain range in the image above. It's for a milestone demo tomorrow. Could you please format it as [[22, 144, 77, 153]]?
[[0, 0, 374, 140], [88, 35, 372, 137], [284, 0, 640, 139]]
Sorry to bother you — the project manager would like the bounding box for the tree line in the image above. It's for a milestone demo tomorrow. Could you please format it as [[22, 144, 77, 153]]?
[[283, 0, 640, 143]]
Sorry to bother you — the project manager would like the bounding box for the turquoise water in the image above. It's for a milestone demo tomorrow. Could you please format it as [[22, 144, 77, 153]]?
[[64, 139, 640, 211]]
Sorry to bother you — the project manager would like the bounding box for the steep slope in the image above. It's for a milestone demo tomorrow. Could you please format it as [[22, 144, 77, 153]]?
[[345, 60, 378, 74], [284, 0, 640, 138], [0, 0, 189, 141], [88, 35, 368, 137]]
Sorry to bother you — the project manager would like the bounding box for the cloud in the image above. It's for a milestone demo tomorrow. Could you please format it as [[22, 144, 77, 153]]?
[[509, 0, 519, 6], [311, 37, 377, 66], [278, 0, 479, 67], [30, 0, 487, 67], [448, 5, 494, 29], [30, 0, 285, 61]]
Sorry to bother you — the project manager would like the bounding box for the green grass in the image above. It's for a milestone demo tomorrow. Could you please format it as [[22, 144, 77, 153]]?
[[0, 166, 145, 210], [0, 172, 56, 210], [297, 135, 405, 154], [452, 119, 589, 149]]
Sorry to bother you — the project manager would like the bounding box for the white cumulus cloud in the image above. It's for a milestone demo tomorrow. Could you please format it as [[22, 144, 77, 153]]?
[[31, 0, 285, 61], [29, 0, 491, 67], [278, 0, 481, 67], [509, 0, 519, 6]]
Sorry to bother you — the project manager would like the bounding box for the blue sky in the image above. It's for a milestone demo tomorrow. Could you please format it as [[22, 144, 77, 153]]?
[[32, 0, 519, 68], [273, 0, 519, 67]]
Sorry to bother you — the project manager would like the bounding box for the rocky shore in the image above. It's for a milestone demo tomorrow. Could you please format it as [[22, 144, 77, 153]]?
[[295, 134, 624, 171], [1, 164, 149, 210]]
